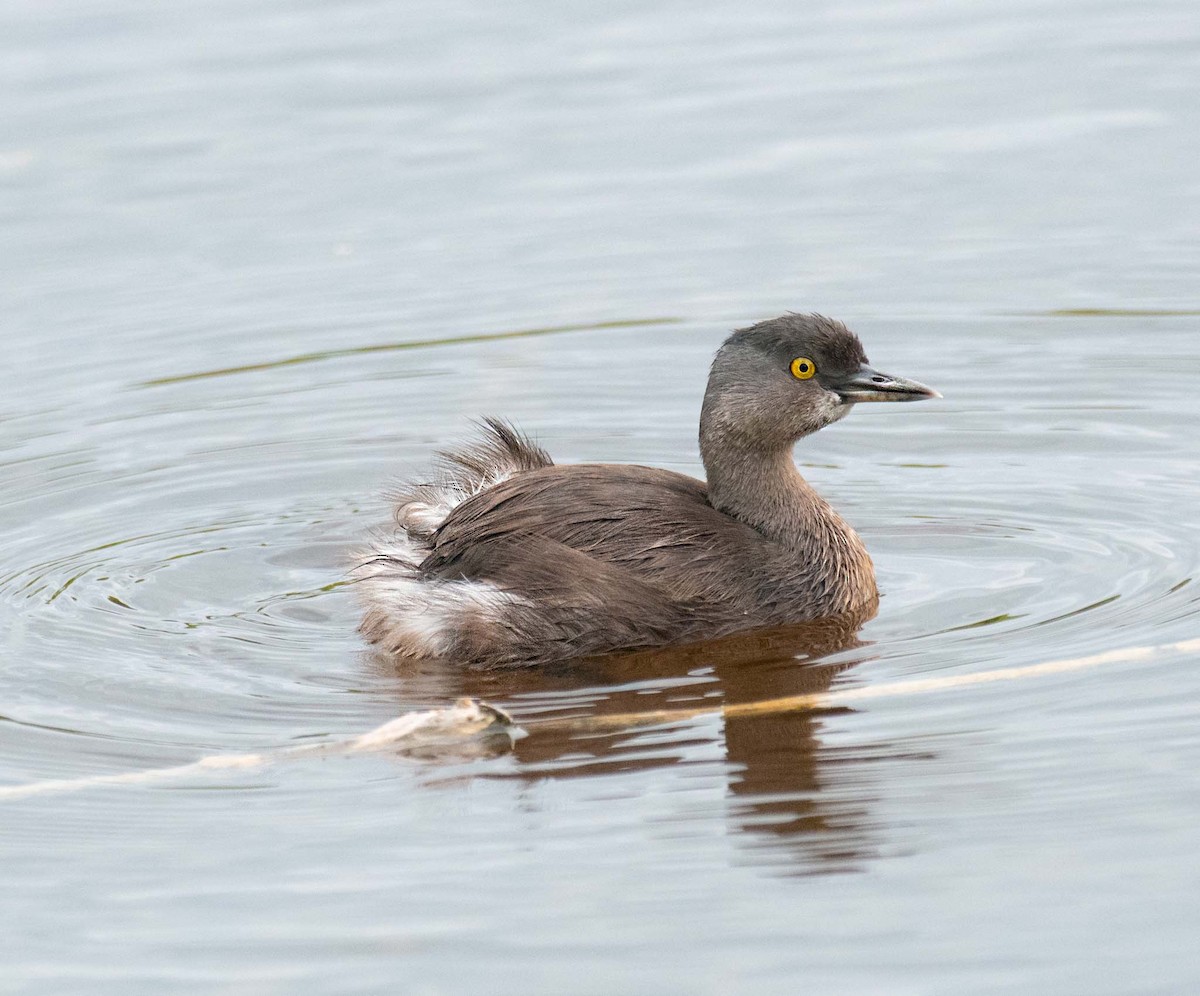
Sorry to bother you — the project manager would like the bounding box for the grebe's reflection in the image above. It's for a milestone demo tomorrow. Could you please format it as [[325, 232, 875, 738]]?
[[375, 605, 916, 873]]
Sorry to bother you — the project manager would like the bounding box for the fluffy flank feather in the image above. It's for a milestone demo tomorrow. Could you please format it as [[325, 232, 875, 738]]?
[[390, 417, 552, 540], [348, 419, 552, 660]]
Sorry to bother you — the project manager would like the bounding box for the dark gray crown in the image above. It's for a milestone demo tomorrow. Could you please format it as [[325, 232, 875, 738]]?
[[725, 313, 868, 375]]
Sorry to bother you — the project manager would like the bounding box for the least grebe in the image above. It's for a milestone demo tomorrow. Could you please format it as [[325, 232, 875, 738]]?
[[352, 314, 937, 668]]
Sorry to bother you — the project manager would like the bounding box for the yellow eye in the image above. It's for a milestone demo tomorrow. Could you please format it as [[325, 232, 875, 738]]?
[[790, 357, 817, 380]]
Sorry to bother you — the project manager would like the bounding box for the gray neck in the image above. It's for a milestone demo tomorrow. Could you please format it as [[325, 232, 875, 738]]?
[[700, 431, 828, 547], [698, 418, 875, 607]]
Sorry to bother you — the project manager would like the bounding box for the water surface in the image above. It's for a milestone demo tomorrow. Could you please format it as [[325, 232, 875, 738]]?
[[3, 0, 1199, 992]]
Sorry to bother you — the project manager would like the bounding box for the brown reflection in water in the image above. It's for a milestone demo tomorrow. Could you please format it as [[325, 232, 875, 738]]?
[[374, 604, 914, 873]]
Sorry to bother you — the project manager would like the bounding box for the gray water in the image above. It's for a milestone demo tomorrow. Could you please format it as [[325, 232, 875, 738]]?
[[3, 0, 1200, 992]]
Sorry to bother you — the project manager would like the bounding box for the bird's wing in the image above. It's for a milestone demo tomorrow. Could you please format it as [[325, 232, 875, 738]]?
[[421, 463, 769, 608]]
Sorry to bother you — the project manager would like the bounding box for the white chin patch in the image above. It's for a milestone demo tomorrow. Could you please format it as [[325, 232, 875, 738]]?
[[822, 391, 851, 422]]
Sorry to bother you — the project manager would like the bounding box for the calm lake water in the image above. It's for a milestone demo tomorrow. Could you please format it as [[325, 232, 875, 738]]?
[[3, 0, 1199, 992]]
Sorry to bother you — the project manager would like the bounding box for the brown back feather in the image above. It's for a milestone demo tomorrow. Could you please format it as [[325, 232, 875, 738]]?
[[422, 463, 792, 619]]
